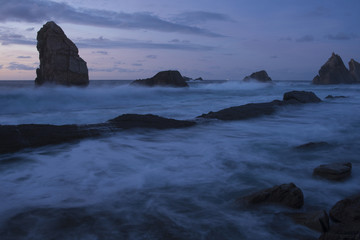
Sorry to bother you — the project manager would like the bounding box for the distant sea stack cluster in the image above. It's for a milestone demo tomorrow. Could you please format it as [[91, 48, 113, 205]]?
[[35, 21, 89, 86], [313, 53, 360, 85]]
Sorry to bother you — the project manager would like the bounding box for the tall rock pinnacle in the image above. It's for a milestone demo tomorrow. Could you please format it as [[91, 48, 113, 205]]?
[[35, 21, 89, 86]]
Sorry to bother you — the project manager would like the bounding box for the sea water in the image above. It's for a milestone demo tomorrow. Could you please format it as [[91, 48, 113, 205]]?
[[0, 80, 359, 239]]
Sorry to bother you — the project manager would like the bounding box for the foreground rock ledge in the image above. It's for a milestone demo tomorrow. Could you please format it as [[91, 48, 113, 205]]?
[[198, 90, 321, 120], [0, 114, 196, 154], [35, 21, 89, 86], [241, 183, 304, 209], [131, 70, 189, 87]]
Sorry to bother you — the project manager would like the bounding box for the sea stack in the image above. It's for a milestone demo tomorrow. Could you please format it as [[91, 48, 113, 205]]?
[[349, 58, 360, 82], [312, 53, 355, 85], [131, 70, 189, 87], [35, 21, 89, 86], [243, 70, 272, 82]]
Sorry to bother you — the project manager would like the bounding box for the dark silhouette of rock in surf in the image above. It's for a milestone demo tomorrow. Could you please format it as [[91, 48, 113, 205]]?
[[320, 194, 360, 239], [35, 21, 89, 86], [131, 70, 188, 87], [242, 183, 304, 209], [198, 90, 321, 120], [243, 70, 272, 82], [0, 114, 195, 154], [313, 162, 352, 181], [313, 53, 356, 85]]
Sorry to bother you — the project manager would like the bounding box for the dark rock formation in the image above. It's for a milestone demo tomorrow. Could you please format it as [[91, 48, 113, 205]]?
[[195, 77, 203, 81], [0, 114, 195, 154], [320, 195, 360, 239], [313, 163, 352, 181], [349, 58, 360, 82], [183, 76, 192, 81], [35, 21, 89, 86], [313, 53, 355, 85], [295, 141, 331, 150], [242, 183, 304, 209], [325, 95, 347, 99], [286, 210, 330, 232], [243, 70, 272, 82], [283, 91, 322, 103], [131, 70, 189, 87], [198, 91, 321, 120]]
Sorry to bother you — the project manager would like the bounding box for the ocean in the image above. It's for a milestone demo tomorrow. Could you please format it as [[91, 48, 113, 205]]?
[[0, 80, 359, 239]]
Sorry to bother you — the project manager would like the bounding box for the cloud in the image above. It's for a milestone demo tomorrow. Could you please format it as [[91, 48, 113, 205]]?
[[17, 56, 32, 59], [77, 36, 215, 51], [89, 67, 140, 73], [296, 35, 314, 42], [0, 28, 35, 45], [270, 55, 278, 59], [26, 27, 35, 31], [0, 65, 3, 70], [146, 55, 157, 59], [0, 0, 224, 37], [325, 33, 358, 40], [173, 11, 234, 24], [279, 37, 292, 42], [7, 62, 36, 71], [132, 63, 143, 67]]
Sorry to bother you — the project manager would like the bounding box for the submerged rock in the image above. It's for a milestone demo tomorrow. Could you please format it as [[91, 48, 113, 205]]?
[[35, 21, 89, 86], [131, 70, 189, 87], [286, 210, 330, 233], [313, 163, 352, 181], [295, 141, 330, 150], [325, 95, 347, 99], [242, 183, 304, 209], [320, 195, 360, 239], [313, 53, 355, 85], [0, 114, 196, 154], [349, 58, 360, 82], [243, 70, 272, 82], [198, 90, 321, 120]]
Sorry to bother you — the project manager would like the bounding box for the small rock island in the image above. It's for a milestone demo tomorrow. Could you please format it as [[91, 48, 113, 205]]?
[[35, 21, 89, 86], [243, 70, 272, 82], [131, 70, 189, 87]]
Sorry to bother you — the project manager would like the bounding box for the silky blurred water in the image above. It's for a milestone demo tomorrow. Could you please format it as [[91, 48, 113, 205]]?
[[0, 80, 359, 239]]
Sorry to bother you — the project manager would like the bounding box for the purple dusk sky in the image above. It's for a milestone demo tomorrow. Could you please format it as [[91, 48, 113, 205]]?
[[0, 0, 359, 80]]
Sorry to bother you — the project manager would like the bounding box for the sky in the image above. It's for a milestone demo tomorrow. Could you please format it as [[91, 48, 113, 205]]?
[[0, 0, 359, 80]]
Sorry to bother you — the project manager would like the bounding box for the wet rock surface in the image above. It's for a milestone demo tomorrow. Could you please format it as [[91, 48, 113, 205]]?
[[313, 163, 352, 181], [242, 183, 304, 209], [0, 114, 196, 154], [295, 141, 331, 150], [198, 90, 321, 120], [349, 58, 360, 82], [35, 21, 89, 86], [131, 70, 189, 87]]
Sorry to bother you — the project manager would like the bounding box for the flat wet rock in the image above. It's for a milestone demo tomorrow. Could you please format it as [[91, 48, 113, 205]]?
[[0, 114, 196, 154], [198, 91, 321, 120], [242, 183, 304, 209], [295, 142, 331, 150], [286, 210, 329, 233], [313, 163, 352, 181]]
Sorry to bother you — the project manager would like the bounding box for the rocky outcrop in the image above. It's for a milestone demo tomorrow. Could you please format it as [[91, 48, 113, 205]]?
[[243, 70, 272, 82], [325, 95, 347, 99], [320, 195, 360, 239], [313, 53, 355, 85], [313, 163, 352, 181], [349, 58, 360, 82], [197, 90, 321, 120], [35, 21, 89, 86], [242, 183, 304, 209], [283, 90, 322, 103], [0, 114, 196, 154], [195, 77, 203, 81], [131, 70, 189, 87]]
